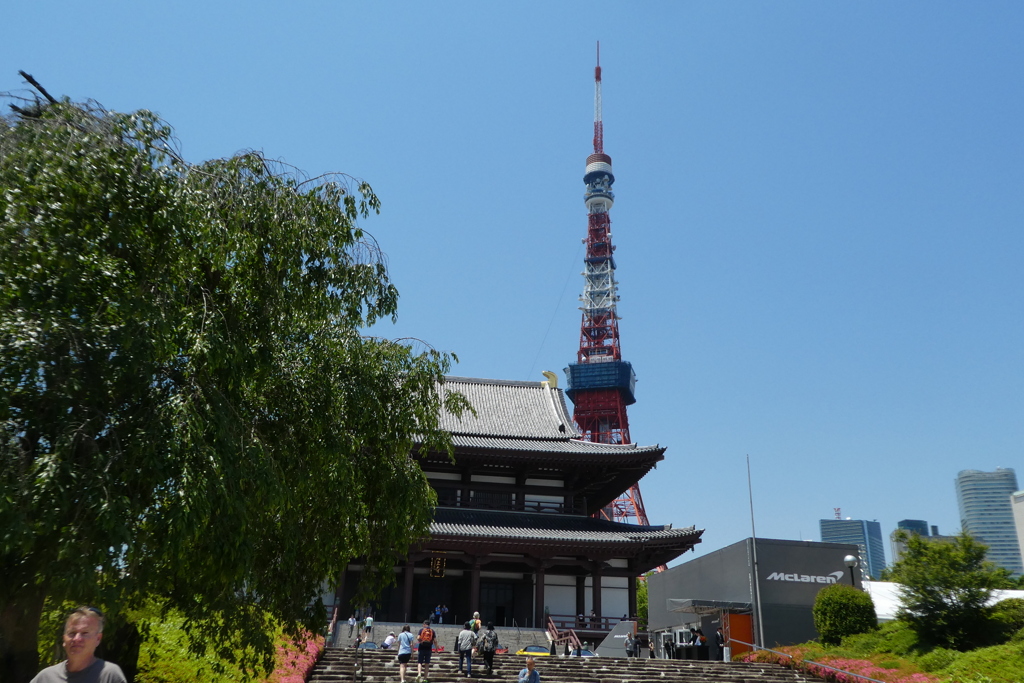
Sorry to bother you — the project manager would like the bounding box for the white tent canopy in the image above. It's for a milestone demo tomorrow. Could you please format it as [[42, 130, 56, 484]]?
[[863, 581, 1024, 622]]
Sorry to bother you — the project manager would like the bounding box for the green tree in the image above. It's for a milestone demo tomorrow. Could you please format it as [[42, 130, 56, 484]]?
[[888, 532, 1008, 650], [988, 597, 1024, 644], [636, 573, 652, 630], [0, 94, 468, 682], [812, 583, 877, 645]]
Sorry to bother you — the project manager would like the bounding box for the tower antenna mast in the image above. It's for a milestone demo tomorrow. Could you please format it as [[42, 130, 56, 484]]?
[[593, 42, 603, 155], [565, 44, 652, 530]]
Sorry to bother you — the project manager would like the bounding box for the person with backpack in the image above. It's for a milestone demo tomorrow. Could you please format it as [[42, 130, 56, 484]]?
[[478, 622, 499, 674], [470, 611, 482, 633], [417, 620, 435, 681]]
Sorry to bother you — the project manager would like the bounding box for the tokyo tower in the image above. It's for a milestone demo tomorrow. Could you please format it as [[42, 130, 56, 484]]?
[[564, 45, 651, 527]]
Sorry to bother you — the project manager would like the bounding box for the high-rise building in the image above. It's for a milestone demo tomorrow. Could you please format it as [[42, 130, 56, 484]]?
[[897, 519, 930, 537], [890, 519, 928, 563], [889, 519, 956, 563], [1010, 490, 1024, 573], [955, 468, 1023, 575], [819, 518, 886, 579]]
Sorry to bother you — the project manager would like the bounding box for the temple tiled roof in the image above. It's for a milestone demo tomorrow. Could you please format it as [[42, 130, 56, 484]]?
[[430, 507, 701, 546], [440, 377, 577, 439], [438, 376, 663, 456]]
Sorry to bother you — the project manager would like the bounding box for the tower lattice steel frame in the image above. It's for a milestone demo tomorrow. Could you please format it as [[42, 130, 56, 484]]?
[[565, 46, 651, 527]]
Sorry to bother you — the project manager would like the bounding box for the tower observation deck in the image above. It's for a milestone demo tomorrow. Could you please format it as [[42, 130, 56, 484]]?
[[564, 47, 650, 527]]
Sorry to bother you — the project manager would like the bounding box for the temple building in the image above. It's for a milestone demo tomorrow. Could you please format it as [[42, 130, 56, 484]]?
[[334, 376, 703, 629]]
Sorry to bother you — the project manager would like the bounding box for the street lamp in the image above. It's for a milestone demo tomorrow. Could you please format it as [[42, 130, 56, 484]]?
[[844, 555, 859, 586]]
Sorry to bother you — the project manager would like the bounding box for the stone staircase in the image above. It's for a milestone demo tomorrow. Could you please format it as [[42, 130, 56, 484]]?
[[310, 646, 815, 683], [333, 623, 552, 655]]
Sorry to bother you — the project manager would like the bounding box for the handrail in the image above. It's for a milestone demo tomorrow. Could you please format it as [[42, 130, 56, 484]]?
[[545, 615, 582, 653], [729, 639, 887, 683], [511, 618, 526, 651]]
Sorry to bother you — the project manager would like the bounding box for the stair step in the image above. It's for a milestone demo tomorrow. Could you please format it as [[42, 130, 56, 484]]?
[[308, 648, 813, 683]]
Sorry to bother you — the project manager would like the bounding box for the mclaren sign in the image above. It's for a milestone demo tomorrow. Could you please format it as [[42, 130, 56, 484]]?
[[765, 570, 844, 584]]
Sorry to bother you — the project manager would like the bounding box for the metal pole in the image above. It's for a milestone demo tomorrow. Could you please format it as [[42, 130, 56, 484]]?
[[747, 455, 765, 648]]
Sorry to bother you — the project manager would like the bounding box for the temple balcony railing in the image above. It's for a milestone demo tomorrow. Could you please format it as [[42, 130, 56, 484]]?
[[434, 498, 586, 515], [548, 613, 628, 633]]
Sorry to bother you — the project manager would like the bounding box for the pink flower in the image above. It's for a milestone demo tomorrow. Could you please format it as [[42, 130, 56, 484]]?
[[265, 632, 325, 683]]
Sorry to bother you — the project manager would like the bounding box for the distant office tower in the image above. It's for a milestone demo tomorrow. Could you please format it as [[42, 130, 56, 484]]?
[[1012, 490, 1024, 571], [889, 520, 956, 563], [897, 519, 930, 537], [955, 468, 1023, 575], [820, 519, 886, 579], [890, 519, 929, 564]]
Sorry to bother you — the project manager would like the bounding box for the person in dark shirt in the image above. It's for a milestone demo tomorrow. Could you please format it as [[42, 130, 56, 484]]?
[[31, 607, 127, 683]]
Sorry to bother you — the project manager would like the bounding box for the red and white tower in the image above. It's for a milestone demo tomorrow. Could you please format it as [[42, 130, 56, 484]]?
[[565, 46, 651, 526]]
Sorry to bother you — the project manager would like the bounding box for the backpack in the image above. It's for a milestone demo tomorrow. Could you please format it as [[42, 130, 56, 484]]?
[[471, 619, 481, 633], [480, 630, 498, 653], [419, 627, 435, 644]]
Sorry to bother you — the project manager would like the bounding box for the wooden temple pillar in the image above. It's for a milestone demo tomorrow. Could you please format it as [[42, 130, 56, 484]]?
[[575, 575, 586, 622], [627, 573, 638, 619], [469, 559, 481, 616], [534, 566, 546, 628], [403, 561, 415, 622], [592, 566, 603, 624]]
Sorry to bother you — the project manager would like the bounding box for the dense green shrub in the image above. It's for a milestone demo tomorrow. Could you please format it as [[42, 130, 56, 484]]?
[[917, 647, 958, 672], [940, 640, 1024, 683], [841, 619, 920, 656], [988, 598, 1024, 644], [813, 584, 878, 645], [135, 616, 247, 683]]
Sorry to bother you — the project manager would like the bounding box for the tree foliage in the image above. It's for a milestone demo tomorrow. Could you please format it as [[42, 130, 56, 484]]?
[[988, 597, 1024, 644], [812, 583, 877, 645], [636, 573, 651, 630], [0, 95, 468, 682], [887, 532, 1010, 650]]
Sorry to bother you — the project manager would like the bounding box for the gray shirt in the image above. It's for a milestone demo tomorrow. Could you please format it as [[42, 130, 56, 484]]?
[[456, 628, 477, 651], [31, 659, 127, 683]]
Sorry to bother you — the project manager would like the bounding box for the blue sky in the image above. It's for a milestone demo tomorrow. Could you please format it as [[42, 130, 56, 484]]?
[[5, 2, 1022, 566]]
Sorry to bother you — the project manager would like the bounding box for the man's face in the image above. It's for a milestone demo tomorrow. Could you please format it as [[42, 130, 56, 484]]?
[[64, 614, 102, 661], [526, 659, 535, 671]]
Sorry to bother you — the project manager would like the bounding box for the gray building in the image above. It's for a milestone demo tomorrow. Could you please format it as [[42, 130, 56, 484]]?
[[1013, 491, 1024, 567], [956, 468, 1023, 575], [889, 520, 956, 564], [819, 519, 885, 579], [648, 538, 862, 650], [896, 519, 929, 537]]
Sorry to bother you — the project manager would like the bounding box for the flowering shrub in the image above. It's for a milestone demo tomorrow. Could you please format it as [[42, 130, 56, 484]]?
[[741, 648, 941, 683], [264, 633, 324, 683]]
